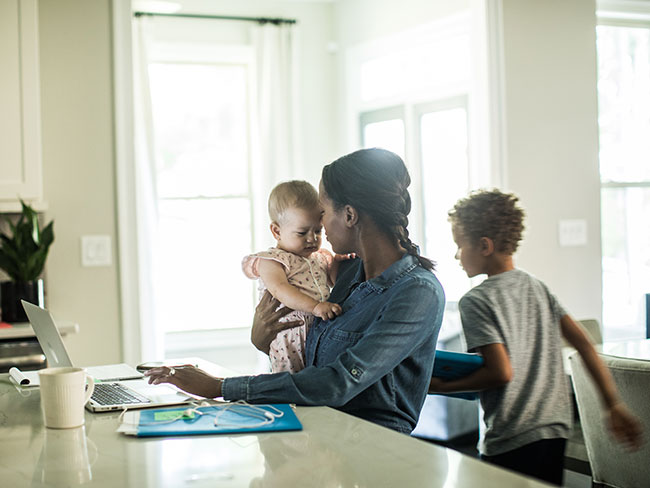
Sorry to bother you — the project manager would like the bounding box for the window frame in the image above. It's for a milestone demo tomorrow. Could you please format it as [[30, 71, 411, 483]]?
[[359, 95, 472, 342], [596, 4, 650, 339]]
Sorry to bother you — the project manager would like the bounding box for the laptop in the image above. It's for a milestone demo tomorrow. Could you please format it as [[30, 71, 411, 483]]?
[[22, 300, 193, 412]]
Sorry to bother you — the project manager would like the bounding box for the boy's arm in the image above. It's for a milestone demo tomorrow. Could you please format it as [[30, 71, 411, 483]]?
[[258, 259, 341, 319], [429, 343, 513, 394], [562, 314, 643, 449]]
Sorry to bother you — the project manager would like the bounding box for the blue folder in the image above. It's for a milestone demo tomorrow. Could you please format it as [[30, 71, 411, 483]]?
[[136, 403, 302, 437], [432, 350, 484, 400]]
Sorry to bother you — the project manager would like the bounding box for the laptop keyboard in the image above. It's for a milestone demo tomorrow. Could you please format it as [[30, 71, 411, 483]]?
[[91, 382, 151, 406]]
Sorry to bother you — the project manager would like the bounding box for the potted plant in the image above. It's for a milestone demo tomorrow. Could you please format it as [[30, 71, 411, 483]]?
[[0, 201, 54, 323]]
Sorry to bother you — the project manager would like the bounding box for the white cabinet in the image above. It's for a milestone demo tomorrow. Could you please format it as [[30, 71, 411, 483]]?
[[0, 0, 42, 211]]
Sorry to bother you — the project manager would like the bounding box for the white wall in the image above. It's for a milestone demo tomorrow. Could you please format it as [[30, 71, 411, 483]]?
[[334, 0, 470, 47], [175, 0, 339, 184], [35, 0, 338, 365], [32, 0, 603, 365], [499, 0, 602, 322], [333, 0, 603, 323], [39, 0, 121, 366]]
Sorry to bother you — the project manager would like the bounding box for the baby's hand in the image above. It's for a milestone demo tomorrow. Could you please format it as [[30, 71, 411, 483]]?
[[333, 253, 356, 262], [312, 301, 342, 320]]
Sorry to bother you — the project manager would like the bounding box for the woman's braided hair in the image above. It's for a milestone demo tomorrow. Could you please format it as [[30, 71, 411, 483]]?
[[321, 148, 435, 270]]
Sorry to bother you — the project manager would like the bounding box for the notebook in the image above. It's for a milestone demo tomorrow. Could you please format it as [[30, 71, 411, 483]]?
[[432, 349, 484, 400], [21, 300, 193, 412], [118, 403, 303, 437]]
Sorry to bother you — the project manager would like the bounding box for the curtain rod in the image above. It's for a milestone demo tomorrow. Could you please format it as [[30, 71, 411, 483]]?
[[133, 11, 297, 25]]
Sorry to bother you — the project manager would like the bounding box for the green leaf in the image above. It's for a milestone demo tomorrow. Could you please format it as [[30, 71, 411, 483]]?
[[0, 201, 54, 281]]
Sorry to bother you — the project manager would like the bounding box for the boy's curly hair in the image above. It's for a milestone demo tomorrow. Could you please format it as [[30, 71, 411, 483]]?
[[448, 189, 525, 254]]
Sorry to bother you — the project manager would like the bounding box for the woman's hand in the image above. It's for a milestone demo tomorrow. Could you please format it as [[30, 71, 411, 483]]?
[[251, 291, 303, 354], [144, 364, 223, 398]]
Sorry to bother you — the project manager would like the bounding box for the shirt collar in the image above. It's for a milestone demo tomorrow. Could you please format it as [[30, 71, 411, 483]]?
[[353, 253, 419, 293]]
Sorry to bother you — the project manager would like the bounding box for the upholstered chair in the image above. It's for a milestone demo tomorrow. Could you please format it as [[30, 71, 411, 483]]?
[[569, 352, 650, 488]]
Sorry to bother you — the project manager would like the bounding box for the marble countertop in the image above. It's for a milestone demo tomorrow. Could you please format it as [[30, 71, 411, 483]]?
[[0, 363, 550, 488]]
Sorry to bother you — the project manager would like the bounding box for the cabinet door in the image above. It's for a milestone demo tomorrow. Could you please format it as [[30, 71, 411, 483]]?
[[0, 0, 42, 204]]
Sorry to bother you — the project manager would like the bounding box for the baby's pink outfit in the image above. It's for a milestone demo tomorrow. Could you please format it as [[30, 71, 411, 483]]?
[[242, 247, 332, 373]]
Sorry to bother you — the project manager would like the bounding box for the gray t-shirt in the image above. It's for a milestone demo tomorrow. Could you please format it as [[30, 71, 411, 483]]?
[[460, 268, 572, 456]]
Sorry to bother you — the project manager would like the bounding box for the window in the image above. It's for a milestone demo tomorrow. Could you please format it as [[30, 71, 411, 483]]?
[[149, 60, 255, 334], [417, 99, 470, 305], [360, 98, 471, 310], [596, 21, 650, 339], [350, 13, 490, 341], [145, 41, 259, 366]]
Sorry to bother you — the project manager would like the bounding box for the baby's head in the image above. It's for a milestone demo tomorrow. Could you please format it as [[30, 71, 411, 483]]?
[[268, 180, 322, 257], [448, 189, 525, 275]]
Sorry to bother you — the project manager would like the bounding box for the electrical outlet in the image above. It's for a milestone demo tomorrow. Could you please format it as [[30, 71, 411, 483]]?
[[558, 219, 587, 247], [81, 235, 112, 267]]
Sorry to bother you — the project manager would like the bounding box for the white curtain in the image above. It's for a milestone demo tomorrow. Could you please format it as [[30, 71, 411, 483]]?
[[126, 19, 299, 362], [251, 23, 301, 250], [132, 17, 163, 361]]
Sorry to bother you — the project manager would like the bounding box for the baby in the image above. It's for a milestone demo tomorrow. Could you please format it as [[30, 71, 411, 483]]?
[[242, 180, 342, 373]]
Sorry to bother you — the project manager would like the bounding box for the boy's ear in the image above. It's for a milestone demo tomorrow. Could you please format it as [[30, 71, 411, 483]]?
[[479, 237, 495, 256], [270, 222, 282, 240]]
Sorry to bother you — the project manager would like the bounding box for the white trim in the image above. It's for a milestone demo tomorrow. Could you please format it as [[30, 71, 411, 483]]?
[[482, 0, 507, 189], [19, 0, 42, 201], [601, 181, 650, 188], [112, 0, 143, 365], [598, 0, 650, 21]]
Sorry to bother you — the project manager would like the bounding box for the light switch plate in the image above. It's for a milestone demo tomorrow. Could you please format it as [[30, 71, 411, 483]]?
[[81, 235, 112, 267], [558, 219, 588, 247]]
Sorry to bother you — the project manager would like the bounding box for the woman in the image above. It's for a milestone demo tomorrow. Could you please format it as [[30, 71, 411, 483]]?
[[146, 148, 445, 434]]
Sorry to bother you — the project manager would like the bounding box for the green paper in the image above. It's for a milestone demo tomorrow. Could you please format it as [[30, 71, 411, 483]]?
[[154, 410, 193, 421]]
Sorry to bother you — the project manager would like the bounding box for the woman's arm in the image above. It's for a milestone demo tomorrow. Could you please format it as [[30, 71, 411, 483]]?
[[562, 314, 643, 449], [428, 343, 512, 394], [146, 364, 224, 398], [146, 292, 303, 395], [149, 273, 444, 408], [223, 276, 445, 407]]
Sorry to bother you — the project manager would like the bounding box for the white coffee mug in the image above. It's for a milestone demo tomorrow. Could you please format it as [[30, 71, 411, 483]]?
[[39, 367, 94, 429]]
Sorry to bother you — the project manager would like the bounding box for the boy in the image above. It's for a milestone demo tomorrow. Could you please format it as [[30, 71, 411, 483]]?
[[429, 189, 642, 486]]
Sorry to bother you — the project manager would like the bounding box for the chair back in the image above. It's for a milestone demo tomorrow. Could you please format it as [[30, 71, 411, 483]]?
[[563, 319, 602, 347], [569, 352, 650, 488]]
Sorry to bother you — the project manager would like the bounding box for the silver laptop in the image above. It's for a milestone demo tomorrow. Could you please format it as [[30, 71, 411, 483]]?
[[22, 300, 192, 412]]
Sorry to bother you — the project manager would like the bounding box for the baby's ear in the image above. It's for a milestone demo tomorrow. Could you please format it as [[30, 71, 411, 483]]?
[[270, 222, 282, 240], [479, 237, 495, 256]]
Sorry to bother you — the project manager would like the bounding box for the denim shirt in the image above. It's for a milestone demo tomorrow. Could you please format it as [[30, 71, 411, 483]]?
[[222, 253, 445, 434]]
